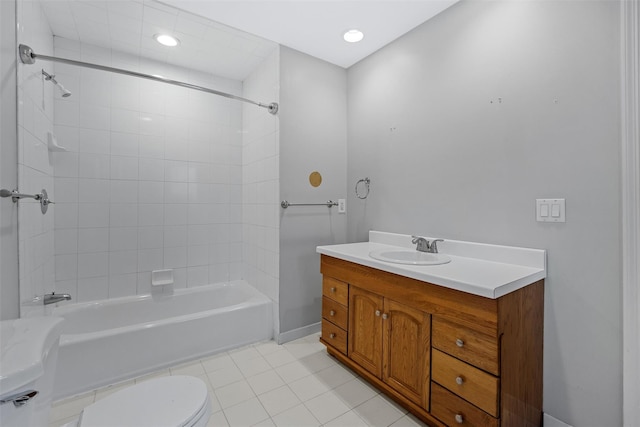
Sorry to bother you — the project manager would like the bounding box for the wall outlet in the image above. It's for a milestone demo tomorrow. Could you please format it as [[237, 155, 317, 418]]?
[[338, 199, 346, 213]]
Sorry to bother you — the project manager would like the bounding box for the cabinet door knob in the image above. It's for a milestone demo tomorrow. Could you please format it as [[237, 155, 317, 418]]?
[[375, 310, 381, 317], [329, 333, 336, 339], [382, 313, 388, 320], [329, 310, 336, 316], [455, 376, 464, 385], [456, 338, 464, 347], [330, 287, 336, 293], [455, 414, 464, 424]]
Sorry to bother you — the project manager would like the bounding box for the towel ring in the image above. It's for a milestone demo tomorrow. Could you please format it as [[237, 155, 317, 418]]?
[[355, 177, 370, 199]]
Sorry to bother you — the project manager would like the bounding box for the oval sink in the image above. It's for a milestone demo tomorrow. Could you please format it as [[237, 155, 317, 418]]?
[[369, 249, 451, 266]]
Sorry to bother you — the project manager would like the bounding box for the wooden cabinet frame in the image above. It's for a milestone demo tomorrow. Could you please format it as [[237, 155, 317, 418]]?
[[320, 255, 543, 427]]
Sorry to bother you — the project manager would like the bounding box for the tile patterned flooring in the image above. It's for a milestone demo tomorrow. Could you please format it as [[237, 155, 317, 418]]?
[[48, 333, 428, 427]]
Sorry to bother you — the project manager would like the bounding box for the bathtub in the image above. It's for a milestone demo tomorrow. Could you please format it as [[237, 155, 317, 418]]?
[[51, 280, 272, 400]]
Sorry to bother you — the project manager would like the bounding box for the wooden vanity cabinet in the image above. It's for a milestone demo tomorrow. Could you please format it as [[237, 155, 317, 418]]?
[[349, 286, 430, 409], [319, 254, 543, 427]]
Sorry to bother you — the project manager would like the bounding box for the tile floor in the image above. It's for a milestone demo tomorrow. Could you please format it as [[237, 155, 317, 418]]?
[[48, 333, 427, 427]]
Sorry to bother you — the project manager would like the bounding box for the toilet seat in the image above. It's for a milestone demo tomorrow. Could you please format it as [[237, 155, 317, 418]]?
[[78, 376, 210, 427]]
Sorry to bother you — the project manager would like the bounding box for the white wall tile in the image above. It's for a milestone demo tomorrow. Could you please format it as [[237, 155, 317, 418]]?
[[164, 245, 187, 268], [109, 250, 138, 275], [139, 181, 164, 203], [164, 225, 187, 247], [77, 252, 108, 278], [138, 226, 163, 249], [79, 153, 110, 178], [139, 158, 165, 181], [41, 40, 250, 304], [79, 178, 109, 202], [78, 128, 110, 154], [77, 276, 108, 302], [138, 204, 164, 226], [55, 229, 78, 255], [80, 105, 110, 130], [110, 204, 138, 227], [111, 155, 138, 180], [164, 182, 188, 203], [139, 135, 164, 158], [111, 131, 139, 157], [108, 273, 137, 298], [164, 204, 187, 225], [78, 228, 109, 253], [78, 203, 110, 228], [110, 180, 138, 203], [110, 227, 138, 251], [138, 248, 163, 272]]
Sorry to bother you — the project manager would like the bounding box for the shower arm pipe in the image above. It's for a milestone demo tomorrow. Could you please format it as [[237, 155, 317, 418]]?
[[18, 44, 278, 115]]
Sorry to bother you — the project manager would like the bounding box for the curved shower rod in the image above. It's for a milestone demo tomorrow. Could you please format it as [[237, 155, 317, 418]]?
[[18, 44, 279, 115]]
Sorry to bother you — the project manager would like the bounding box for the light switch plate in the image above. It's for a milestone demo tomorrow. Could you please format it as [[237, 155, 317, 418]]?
[[338, 199, 346, 213], [536, 199, 565, 222]]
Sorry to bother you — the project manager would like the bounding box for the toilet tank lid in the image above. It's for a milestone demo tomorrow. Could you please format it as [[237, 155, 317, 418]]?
[[0, 317, 65, 397], [80, 376, 209, 427]]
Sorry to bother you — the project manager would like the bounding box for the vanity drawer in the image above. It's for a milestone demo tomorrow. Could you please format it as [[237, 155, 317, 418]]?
[[432, 349, 499, 417], [432, 317, 499, 375], [323, 277, 348, 306], [322, 296, 348, 330], [431, 382, 499, 427], [321, 319, 347, 354]]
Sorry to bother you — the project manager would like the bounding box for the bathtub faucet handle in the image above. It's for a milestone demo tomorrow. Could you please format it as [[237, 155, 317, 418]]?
[[43, 292, 72, 305]]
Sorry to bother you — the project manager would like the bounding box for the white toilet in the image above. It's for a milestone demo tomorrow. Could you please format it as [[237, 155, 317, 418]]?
[[0, 317, 211, 427]]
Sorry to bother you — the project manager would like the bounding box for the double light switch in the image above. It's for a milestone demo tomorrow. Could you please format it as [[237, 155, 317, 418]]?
[[536, 199, 566, 222]]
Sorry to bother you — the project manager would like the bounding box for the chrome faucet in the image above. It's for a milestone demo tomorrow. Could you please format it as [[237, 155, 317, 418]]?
[[43, 292, 71, 305], [411, 236, 444, 254]]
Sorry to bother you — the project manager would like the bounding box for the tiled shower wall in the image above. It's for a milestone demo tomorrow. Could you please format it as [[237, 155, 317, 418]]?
[[51, 38, 245, 302], [17, 0, 55, 317], [242, 49, 280, 337]]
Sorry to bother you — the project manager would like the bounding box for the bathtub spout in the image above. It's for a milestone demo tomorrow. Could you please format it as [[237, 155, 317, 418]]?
[[43, 292, 71, 305]]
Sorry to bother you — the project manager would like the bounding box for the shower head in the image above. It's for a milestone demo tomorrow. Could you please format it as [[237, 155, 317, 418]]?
[[57, 83, 72, 98], [42, 69, 71, 98]]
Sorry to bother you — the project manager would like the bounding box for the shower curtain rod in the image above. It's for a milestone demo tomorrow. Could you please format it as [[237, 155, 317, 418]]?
[[18, 44, 278, 115]]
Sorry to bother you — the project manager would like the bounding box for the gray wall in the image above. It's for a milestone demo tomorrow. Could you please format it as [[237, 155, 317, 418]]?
[[0, 0, 19, 321], [279, 47, 348, 338], [347, 1, 621, 426]]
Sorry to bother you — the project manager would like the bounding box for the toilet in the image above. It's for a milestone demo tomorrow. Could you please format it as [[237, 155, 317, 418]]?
[[0, 317, 211, 427]]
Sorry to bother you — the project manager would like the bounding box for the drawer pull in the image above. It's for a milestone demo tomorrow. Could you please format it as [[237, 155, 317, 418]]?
[[382, 313, 388, 320], [455, 376, 464, 385], [375, 310, 381, 317], [455, 414, 464, 424], [329, 333, 336, 339], [329, 310, 336, 316], [456, 338, 464, 347], [330, 287, 336, 293]]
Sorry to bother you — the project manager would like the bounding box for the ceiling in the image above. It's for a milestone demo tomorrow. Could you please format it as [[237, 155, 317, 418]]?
[[161, 0, 459, 69], [40, 0, 458, 81]]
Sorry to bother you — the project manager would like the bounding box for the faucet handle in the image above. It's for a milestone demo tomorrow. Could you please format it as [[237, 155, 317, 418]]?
[[411, 235, 423, 244], [430, 239, 444, 253]]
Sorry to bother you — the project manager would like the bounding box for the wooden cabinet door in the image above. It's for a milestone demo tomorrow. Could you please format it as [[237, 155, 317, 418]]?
[[382, 299, 431, 410], [349, 286, 384, 378]]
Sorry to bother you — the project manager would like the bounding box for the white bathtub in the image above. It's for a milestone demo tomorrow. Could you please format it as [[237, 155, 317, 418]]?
[[51, 280, 272, 400]]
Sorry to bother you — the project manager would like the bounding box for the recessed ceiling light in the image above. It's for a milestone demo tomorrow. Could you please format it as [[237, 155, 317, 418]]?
[[154, 34, 180, 47], [343, 29, 364, 43]]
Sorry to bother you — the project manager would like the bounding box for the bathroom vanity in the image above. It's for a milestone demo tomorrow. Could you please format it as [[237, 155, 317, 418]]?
[[317, 232, 546, 427]]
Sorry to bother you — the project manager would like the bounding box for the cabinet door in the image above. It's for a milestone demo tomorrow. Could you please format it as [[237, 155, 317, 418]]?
[[382, 299, 431, 409], [349, 286, 384, 378]]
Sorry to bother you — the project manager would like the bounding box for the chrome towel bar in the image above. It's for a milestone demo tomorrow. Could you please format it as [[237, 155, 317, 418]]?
[[281, 200, 338, 209]]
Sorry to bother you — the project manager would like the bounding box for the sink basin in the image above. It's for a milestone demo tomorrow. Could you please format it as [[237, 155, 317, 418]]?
[[369, 249, 451, 266]]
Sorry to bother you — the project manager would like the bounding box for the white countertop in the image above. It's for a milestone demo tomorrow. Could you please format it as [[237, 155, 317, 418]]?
[[316, 231, 546, 299]]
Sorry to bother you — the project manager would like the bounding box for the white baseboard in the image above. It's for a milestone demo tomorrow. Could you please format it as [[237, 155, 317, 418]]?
[[544, 413, 572, 427], [277, 322, 321, 344]]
